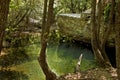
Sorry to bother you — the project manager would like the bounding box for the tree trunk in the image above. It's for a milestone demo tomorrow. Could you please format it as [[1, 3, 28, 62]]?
[[91, 0, 113, 67], [38, 0, 57, 80], [41, 0, 48, 33], [0, 0, 10, 54], [115, 0, 120, 79], [91, 0, 105, 66], [100, 0, 115, 67]]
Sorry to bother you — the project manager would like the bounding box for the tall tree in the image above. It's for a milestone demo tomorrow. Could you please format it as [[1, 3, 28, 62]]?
[[115, 0, 120, 79], [41, 0, 48, 41], [91, 0, 113, 67], [0, 0, 11, 54], [100, 0, 115, 67], [91, 0, 105, 66], [38, 0, 57, 80]]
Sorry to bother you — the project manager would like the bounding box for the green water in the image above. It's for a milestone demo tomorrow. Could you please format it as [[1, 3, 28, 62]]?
[[0, 43, 96, 80]]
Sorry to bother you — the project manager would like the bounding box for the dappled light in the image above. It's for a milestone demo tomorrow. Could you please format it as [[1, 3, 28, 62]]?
[[0, 0, 120, 80]]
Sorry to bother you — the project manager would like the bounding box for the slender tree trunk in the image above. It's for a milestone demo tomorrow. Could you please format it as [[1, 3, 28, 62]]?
[[41, 0, 48, 44], [100, 0, 115, 67], [41, 0, 48, 34], [97, 0, 111, 67], [38, 0, 57, 80], [0, 0, 10, 55], [91, 0, 113, 67], [115, 0, 120, 79], [96, 0, 102, 43], [91, 0, 105, 66]]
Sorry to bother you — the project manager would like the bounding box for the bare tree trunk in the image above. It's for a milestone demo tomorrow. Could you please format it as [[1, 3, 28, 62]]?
[[115, 0, 120, 79], [91, 0, 105, 66], [91, 0, 113, 67], [0, 0, 10, 55], [97, 0, 108, 63], [100, 0, 115, 67], [96, 0, 101, 42], [38, 0, 57, 80], [41, 0, 48, 33]]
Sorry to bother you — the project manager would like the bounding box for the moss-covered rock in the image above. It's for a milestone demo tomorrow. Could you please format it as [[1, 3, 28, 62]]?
[[57, 13, 115, 47]]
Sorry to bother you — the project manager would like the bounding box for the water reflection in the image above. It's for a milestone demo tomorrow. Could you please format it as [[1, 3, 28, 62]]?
[[0, 70, 29, 80], [47, 42, 95, 74]]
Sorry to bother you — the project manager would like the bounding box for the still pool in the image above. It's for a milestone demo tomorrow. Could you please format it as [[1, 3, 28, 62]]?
[[0, 43, 96, 80]]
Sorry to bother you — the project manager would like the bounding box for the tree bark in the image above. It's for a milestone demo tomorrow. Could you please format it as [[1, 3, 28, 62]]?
[[97, 0, 111, 67], [91, 0, 105, 66], [100, 0, 115, 67], [115, 0, 120, 79], [0, 0, 10, 55], [41, 0, 48, 34], [91, 0, 113, 67], [38, 0, 57, 80]]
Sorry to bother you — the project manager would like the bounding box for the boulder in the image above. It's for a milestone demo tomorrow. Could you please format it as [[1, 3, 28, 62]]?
[[57, 13, 115, 47]]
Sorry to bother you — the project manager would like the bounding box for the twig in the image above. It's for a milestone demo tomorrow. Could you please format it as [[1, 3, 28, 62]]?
[[75, 54, 83, 73]]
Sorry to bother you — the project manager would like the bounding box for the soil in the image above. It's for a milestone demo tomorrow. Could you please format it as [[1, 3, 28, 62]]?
[[59, 67, 118, 80]]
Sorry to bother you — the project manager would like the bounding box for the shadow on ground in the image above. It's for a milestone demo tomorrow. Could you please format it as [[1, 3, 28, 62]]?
[[0, 47, 30, 68], [0, 69, 29, 80]]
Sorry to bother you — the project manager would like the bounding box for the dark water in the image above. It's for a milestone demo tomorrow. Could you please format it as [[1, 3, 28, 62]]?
[[0, 42, 95, 80]]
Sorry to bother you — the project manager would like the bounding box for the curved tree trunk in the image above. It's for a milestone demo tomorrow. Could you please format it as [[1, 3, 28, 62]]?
[[0, 0, 10, 55], [38, 0, 57, 80]]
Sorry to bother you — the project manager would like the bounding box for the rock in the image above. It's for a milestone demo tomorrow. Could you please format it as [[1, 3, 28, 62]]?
[[57, 13, 115, 47]]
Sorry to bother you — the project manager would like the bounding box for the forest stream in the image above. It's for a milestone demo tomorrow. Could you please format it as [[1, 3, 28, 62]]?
[[0, 40, 95, 80]]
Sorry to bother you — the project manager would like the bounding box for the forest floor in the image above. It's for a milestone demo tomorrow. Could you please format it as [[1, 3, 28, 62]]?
[[60, 67, 118, 80]]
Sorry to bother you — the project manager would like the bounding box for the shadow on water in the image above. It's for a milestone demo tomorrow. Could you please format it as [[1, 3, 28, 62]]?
[[47, 41, 95, 74], [0, 69, 29, 80], [56, 41, 94, 60]]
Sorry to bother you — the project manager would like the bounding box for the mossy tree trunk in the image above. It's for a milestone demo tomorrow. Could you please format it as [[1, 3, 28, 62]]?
[[0, 0, 10, 55], [38, 0, 57, 80]]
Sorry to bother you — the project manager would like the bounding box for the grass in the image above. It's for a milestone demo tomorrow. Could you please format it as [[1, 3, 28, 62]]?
[[0, 43, 96, 80]]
